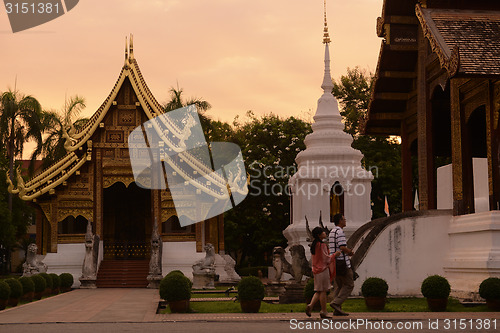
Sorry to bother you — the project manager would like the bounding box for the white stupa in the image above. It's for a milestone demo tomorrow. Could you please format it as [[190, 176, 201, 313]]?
[[284, 3, 373, 253]]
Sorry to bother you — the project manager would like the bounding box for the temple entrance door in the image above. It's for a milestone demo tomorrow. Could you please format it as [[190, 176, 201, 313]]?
[[103, 182, 151, 259]]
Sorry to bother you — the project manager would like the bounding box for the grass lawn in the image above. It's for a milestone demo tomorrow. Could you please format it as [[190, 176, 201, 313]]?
[[161, 298, 494, 314]]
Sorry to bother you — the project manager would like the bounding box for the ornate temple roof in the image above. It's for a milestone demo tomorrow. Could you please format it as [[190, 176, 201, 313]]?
[[9, 35, 228, 202], [417, 6, 500, 76], [364, 0, 500, 136]]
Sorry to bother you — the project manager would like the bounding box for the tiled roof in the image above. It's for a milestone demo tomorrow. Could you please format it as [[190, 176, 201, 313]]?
[[419, 8, 500, 76]]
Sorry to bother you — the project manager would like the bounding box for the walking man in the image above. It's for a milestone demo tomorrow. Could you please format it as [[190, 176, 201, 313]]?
[[329, 213, 354, 316]]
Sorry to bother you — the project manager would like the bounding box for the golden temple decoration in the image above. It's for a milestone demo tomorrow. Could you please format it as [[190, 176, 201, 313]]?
[[416, 4, 460, 77], [323, 0, 330, 44]]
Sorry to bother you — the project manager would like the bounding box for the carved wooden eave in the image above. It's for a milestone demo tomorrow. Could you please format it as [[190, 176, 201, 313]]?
[[7, 142, 92, 200], [416, 4, 460, 77]]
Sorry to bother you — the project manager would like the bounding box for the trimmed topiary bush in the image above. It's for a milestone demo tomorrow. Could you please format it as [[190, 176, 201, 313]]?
[[304, 278, 315, 300], [59, 273, 74, 290], [479, 277, 500, 300], [361, 277, 389, 298], [31, 274, 47, 293], [19, 277, 35, 294], [159, 273, 191, 302], [49, 274, 60, 288], [0, 281, 11, 300], [39, 273, 53, 290], [166, 270, 184, 277], [421, 275, 451, 299], [238, 276, 265, 301], [4, 279, 23, 299]]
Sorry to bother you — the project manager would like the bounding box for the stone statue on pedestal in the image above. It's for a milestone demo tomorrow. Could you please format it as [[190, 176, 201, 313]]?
[[79, 220, 99, 288], [192, 243, 217, 289], [22, 243, 47, 277], [147, 218, 163, 288]]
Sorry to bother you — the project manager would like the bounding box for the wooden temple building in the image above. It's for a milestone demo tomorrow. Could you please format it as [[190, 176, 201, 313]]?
[[365, 0, 500, 215], [9, 37, 225, 287], [362, 0, 500, 295]]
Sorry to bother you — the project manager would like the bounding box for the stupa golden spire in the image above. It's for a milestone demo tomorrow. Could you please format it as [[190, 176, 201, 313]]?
[[323, 0, 330, 44]]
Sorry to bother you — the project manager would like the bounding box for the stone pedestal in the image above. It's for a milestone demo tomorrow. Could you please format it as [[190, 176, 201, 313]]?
[[279, 281, 306, 304], [266, 281, 286, 297], [192, 272, 217, 289], [79, 278, 97, 289], [444, 211, 500, 300], [147, 275, 162, 289]]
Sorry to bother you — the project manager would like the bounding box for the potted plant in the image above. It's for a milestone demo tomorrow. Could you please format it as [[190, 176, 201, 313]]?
[[19, 276, 35, 302], [59, 273, 74, 292], [159, 273, 191, 313], [49, 273, 61, 294], [238, 276, 265, 313], [479, 277, 500, 310], [421, 275, 450, 312], [4, 279, 23, 307], [361, 277, 389, 311], [0, 281, 11, 310], [31, 274, 47, 300], [39, 273, 53, 296]]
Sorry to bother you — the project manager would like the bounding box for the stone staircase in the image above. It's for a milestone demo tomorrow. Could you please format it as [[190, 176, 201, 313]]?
[[96, 260, 149, 288]]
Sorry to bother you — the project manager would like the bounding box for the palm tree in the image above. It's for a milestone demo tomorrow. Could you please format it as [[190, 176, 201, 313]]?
[[34, 95, 88, 168], [164, 86, 211, 112], [163, 86, 213, 139], [0, 90, 43, 210]]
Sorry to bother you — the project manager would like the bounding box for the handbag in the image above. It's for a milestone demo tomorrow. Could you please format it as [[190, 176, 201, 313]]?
[[333, 229, 348, 276], [335, 258, 347, 276]]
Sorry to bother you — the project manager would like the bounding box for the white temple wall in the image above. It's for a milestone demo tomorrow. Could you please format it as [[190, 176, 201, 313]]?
[[42, 242, 94, 288], [353, 214, 450, 296], [444, 211, 500, 300], [436, 158, 489, 212]]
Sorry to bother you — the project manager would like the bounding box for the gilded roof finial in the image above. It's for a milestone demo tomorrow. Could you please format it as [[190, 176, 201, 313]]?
[[323, 0, 330, 44], [129, 33, 134, 59], [125, 36, 128, 60]]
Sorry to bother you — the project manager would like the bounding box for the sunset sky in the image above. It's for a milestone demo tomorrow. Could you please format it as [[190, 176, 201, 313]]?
[[1, 0, 383, 126]]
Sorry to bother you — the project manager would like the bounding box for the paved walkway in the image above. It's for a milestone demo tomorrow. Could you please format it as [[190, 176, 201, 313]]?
[[0, 289, 499, 324]]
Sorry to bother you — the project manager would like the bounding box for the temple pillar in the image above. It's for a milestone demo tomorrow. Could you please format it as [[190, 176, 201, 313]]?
[[450, 79, 475, 215], [490, 81, 500, 210], [401, 121, 413, 211], [95, 149, 103, 237], [50, 202, 58, 253], [417, 28, 436, 210]]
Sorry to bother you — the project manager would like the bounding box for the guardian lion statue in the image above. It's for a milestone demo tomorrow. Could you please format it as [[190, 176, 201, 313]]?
[[192, 243, 216, 274], [22, 243, 47, 277], [272, 245, 312, 283]]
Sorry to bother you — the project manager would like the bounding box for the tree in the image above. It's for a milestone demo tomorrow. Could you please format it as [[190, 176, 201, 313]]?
[[33, 96, 88, 168], [332, 67, 403, 218], [0, 90, 43, 211], [224, 112, 311, 267]]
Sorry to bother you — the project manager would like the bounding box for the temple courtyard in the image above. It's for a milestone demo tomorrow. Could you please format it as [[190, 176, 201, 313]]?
[[0, 289, 498, 332]]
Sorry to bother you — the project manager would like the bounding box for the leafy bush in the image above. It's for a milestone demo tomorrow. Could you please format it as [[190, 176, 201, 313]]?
[[19, 277, 35, 294], [238, 266, 268, 278], [238, 276, 265, 301], [165, 270, 193, 288], [304, 278, 315, 300], [31, 274, 47, 293], [39, 273, 53, 289], [421, 275, 451, 299], [59, 273, 74, 289], [4, 279, 23, 299], [166, 270, 184, 277], [361, 277, 389, 298], [479, 277, 500, 300], [0, 281, 11, 300], [159, 274, 191, 302], [49, 274, 60, 289]]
